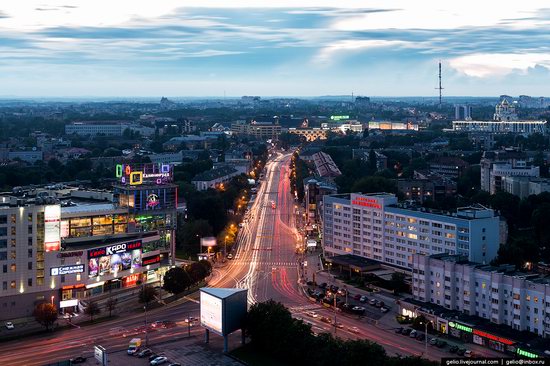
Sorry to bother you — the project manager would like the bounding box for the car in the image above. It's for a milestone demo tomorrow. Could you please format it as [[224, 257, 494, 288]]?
[[138, 349, 153, 358], [354, 294, 361, 300], [320, 316, 332, 324], [359, 296, 368, 303], [348, 326, 360, 334], [227, 253, 233, 259], [380, 306, 389, 313], [449, 345, 459, 353], [69, 357, 86, 364], [456, 348, 466, 356], [402, 328, 412, 336], [464, 350, 473, 358], [305, 311, 318, 318], [151, 321, 164, 328], [436, 340, 447, 348], [429, 337, 438, 345], [352, 306, 365, 312], [150, 356, 169, 365], [409, 330, 418, 338], [168, 364, 182, 366], [4, 322, 14, 330], [369, 299, 377, 306], [148, 354, 160, 361], [334, 322, 344, 329], [395, 327, 404, 334], [337, 289, 346, 296], [416, 334, 425, 341], [375, 301, 384, 308]]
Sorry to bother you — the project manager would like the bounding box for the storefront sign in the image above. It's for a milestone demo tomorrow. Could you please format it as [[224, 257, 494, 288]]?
[[472, 329, 514, 345], [146, 193, 160, 208], [123, 274, 140, 287], [448, 321, 473, 333], [88, 241, 142, 259], [88, 241, 142, 277], [59, 299, 79, 308], [57, 251, 84, 258], [50, 264, 85, 276], [116, 163, 173, 185], [517, 348, 538, 358], [142, 255, 161, 266]]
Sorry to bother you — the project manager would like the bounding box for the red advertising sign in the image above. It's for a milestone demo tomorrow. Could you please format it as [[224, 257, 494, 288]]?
[[88, 240, 142, 259], [142, 255, 161, 266], [352, 196, 381, 209], [472, 330, 514, 345]]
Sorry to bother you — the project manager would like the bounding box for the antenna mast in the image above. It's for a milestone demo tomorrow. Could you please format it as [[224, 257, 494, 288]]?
[[436, 60, 444, 108]]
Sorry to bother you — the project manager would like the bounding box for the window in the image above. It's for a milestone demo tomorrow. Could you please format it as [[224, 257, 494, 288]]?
[[28, 262, 32, 270], [10, 281, 15, 289], [2, 282, 6, 290], [2, 264, 6, 273], [28, 249, 33, 258], [10, 264, 16, 272], [28, 237, 33, 246], [27, 278, 32, 287]]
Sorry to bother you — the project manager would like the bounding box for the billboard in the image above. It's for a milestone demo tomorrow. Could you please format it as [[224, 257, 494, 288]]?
[[88, 241, 142, 277], [50, 264, 85, 276], [200, 291, 223, 334], [201, 237, 217, 247], [60, 299, 79, 308], [116, 163, 173, 186], [330, 115, 350, 121], [44, 205, 61, 252], [142, 255, 161, 266]]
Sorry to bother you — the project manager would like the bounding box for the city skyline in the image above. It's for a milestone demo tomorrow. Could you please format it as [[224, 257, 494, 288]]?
[[1, 1, 550, 97]]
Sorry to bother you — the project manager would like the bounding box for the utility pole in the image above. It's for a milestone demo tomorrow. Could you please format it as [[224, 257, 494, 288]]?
[[435, 60, 444, 108]]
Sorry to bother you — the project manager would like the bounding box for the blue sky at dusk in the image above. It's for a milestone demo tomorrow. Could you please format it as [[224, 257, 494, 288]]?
[[1, 1, 550, 97]]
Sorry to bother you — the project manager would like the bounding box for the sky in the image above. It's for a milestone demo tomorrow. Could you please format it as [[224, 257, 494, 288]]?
[[1, 1, 550, 97]]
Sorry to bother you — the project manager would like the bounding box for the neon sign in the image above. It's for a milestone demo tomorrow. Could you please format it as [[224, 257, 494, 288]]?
[[330, 115, 350, 121], [146, 193, 160, 208], [472, 329, 514, 345], [116, 163, 173, 185], [352, 196, 381, 209], [517, 348, 538, 358], [448, 322, 473, 333]]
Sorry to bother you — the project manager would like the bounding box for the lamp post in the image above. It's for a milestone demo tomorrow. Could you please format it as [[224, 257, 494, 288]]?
[[225, 235, 229, 257], [144, 305, 149, 347], [420, 320, 428, 356]]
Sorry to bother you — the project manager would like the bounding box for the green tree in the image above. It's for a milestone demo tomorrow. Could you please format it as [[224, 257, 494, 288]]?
[[351, 176, 396, 194], [83, 300, 101, 322], [138, 285, 157, 306], [185, 262, 208, 283], [105, 297, 118, 318], [162, 266, 192, 294], [33, 303, 58, 331]]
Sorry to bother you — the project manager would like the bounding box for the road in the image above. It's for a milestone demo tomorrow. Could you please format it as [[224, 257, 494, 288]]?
[[0, 150, 504, 365]]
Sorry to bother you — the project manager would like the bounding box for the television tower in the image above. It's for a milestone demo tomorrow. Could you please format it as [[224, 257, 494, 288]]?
[[435, 60, 444, 108]]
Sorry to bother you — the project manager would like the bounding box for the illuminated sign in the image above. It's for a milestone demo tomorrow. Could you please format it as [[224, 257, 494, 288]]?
[[88, 241, 142, 277], [142, 255, 161, 266], [448, 322, 473, 333], [44, 205, 61, 252], [116, 163, 173, 186], [517, 349, 538, 358], [50, 264, 85, 276], [146, 193, 160, 208], [330, 115, 350, 121], [60, 220, 69, 239], [200, 292, 223, 334], [473, 329, 514, 345], [60, 299, 79, 308], [352, 196, 381, 209], [88, 241, 142, 259]]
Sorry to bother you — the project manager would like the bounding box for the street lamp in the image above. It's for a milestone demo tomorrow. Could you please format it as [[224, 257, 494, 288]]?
[[50, 295, 54, 305], [419, 320, 429, 356], [225, 235, 229, 256]]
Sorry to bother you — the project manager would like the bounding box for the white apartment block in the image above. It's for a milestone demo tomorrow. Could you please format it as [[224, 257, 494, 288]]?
[[65, 122, 130, 136], [501, 176, 550, 199], [412, 254, 550, 337], [322, 193, 500, 270], [481, 156, 540, 194]]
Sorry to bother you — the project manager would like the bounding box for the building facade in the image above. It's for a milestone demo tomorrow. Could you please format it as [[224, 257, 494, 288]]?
[[480, 151, 540, 194], [412, 253, 550, 338], [322, 193, 500, 270]]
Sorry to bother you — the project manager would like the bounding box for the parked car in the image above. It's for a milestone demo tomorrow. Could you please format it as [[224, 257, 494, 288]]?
[[436, 340, 447, 348], [138, 349, 153, 358], [416, 333, 425, 341], [380, 306, 389, 313], [150, 356, 169, 366], [402, 328, 412, 336], [69, 357, 86, 364], [319, 282, 327, 289], [409, 330, 418, 338], [464, 350, 473, 358], [168, 364, 182, 366], [456, 348, 466, 356], [226, 253, 233, 259], [359, 296, 368, 303], [395, 327, 404, 334], [369, 298, 377, 306], [354, 294, 361, 300], [429, 338, 438, 345], [449, 345, 459, 353], [375, 300, 384, 308], [4, 322, 14, 330], [149, 354, 160, 361]]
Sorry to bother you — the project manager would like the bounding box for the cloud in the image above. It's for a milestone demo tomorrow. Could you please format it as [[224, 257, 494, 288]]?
[[449, 53, 550, 77], [315, 39, 415, 64]]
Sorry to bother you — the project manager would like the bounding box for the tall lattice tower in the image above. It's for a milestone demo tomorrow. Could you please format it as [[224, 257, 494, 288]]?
[[436, 60, 444, 108]]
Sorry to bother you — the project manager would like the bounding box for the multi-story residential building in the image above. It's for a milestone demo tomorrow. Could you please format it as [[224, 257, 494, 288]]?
[[398, 171, 457, 204], [312, 152, 341, 179], [8, 149, 43, 163], [322, 193, 500, 269], [428, 157, 469, 179], [411, 253, 550, 338], [480, 150, 540, 194], [303, 176, 337, 228], [230, 120, 281, 140], [0, 163, 177, 320], [501, 176, 550, 199]]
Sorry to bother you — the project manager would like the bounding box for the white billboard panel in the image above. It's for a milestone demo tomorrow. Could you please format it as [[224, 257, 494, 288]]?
[[200, 291, 223, 334], [44, 205, 61, 252]]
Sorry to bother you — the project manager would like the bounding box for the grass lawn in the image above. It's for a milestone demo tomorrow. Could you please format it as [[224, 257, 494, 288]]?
[[230, 343, 287, 366]]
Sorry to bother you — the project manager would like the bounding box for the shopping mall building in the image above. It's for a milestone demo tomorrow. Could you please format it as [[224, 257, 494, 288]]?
[[0, 163, 177, 320]]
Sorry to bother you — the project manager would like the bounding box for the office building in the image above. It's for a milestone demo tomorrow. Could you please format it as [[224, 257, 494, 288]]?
[[412, 253, 550, 337], [398, 171, 457, 204], [312, 152, 341, 178], [480, 150, 540, 194], [191, 166, 240, 191], [65, 121, 130, 136], [428, 157, 469, 179], [0, 163, 177, 320], [501, 176, 550, 199], [231, 120, 281, 140], [322, 193, 500, 270]]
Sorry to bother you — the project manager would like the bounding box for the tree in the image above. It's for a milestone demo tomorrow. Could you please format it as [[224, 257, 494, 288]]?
[[351, 176, 396, 194], [198, 259, 212, 276], [162, 267, 192, 294], [139, 285, 157, 306], [105, 297, 118, 317], [389, 272, 409, 294], [33, 303, 58, 331], [185, 262, 208, 283], [83, 300, 101, 322]]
